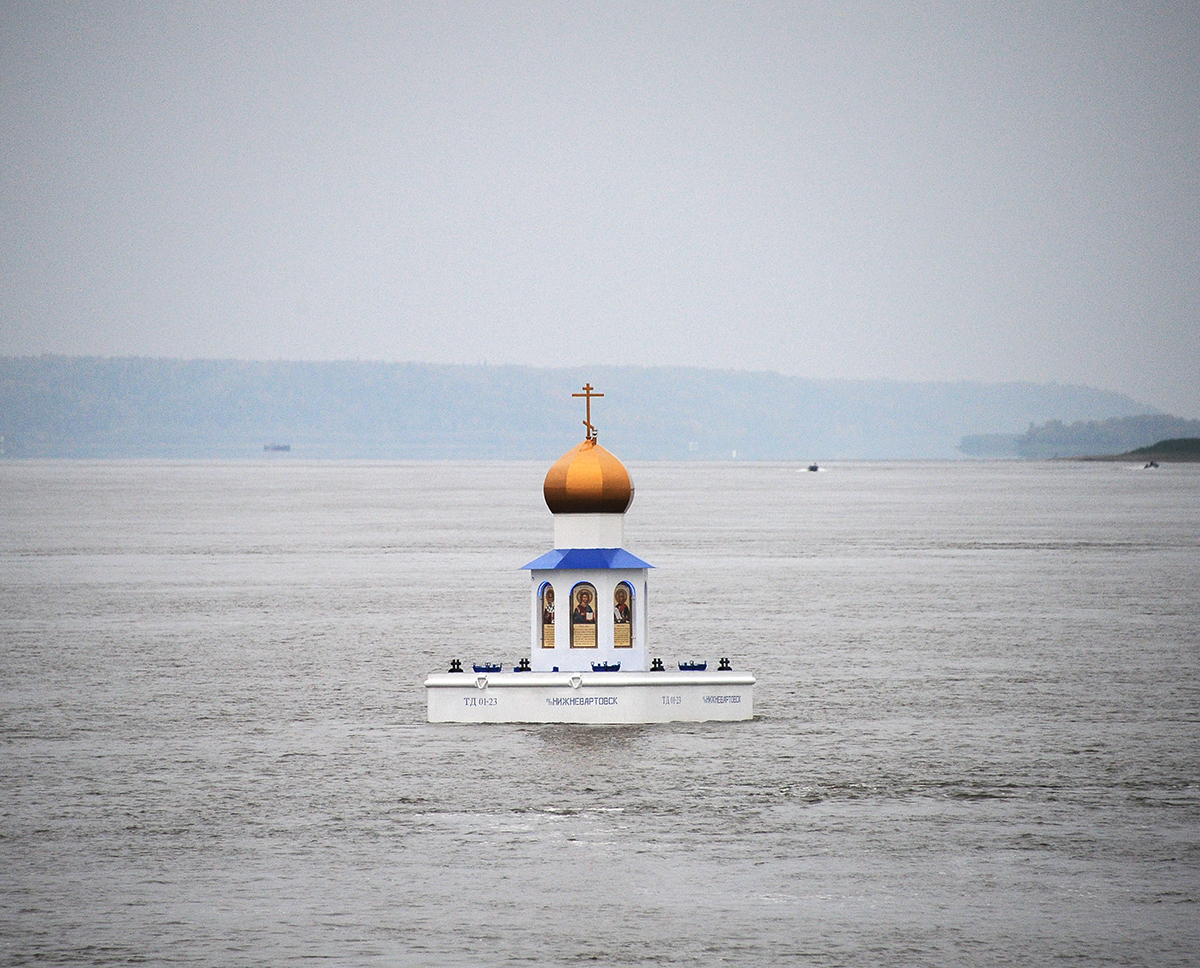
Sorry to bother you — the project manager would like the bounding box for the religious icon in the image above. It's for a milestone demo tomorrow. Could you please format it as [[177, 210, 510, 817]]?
[[572, 587, 596, 623], [541, 583, 556, 648], [613, 584, 631, 623], [570, 583, 598, 648], [613, 582, 633, 648]]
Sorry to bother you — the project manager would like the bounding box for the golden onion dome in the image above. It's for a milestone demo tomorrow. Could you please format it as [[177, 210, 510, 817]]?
[[543, 438, 634, 514]]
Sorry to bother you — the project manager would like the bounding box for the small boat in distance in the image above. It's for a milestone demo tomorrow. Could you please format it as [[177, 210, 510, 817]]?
[[472, 662, 503, 673], [807, 463, 819, 472], [591, 661, 621, 672], [678, 660, 708, 672]]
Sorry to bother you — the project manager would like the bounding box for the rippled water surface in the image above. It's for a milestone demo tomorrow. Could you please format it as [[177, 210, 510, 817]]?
[[2, 459, 1198, 966]]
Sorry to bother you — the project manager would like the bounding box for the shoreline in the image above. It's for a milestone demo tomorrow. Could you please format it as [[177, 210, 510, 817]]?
[[1070, 453, 1200, 462]]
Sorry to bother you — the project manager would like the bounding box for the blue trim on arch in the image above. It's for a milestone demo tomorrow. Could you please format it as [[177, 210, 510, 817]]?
[[522, 548, 654, 571]]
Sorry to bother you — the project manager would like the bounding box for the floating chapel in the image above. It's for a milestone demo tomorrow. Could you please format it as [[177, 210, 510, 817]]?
[[524, 383, 651, 672], [424, 384, 755, 724]]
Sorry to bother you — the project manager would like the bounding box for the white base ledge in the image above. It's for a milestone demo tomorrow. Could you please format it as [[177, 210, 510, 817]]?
[[425, 671, 755, 723]]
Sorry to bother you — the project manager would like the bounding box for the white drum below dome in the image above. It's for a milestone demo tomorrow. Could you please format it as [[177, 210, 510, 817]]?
[[553, 513, 624, 549]]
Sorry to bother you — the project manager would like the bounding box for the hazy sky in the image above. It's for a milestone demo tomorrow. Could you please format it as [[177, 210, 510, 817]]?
[[3, 2, 1198, 416]]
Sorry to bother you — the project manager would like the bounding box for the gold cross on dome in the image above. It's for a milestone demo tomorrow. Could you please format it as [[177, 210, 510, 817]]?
[[572, 383, 604, 440]]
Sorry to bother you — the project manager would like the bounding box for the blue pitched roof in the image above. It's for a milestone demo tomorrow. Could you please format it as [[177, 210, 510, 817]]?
[[522, 547, 654, 571]]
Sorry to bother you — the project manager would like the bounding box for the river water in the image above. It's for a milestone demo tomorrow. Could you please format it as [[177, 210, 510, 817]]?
[[2, 459, 1198, 966]]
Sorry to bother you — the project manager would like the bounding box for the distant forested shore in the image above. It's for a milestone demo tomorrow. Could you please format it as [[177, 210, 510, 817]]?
[[1072, 436, 1200, 462], [0, 355, 1168, 460], [961, 415, 1200, 459]]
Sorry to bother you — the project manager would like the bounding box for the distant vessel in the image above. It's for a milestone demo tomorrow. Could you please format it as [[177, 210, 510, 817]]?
[[425, 383, 754, 723], [807, 463, 819, 472], [264, 444, 291, 452]]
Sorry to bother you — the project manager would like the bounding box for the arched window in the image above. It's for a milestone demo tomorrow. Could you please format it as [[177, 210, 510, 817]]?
[[570, 582, 598, 648], [613, 582, 634, 648], [539, 582, 555, 648]]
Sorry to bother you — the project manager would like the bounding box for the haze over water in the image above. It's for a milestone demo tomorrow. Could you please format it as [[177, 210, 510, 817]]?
[[2, 459, 1198, 966]]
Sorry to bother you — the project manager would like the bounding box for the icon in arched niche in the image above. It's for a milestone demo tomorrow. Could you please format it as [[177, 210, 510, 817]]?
[[613, 582, 634, 648], [570, 582, 597, 648], [539, 582, 555, 648]]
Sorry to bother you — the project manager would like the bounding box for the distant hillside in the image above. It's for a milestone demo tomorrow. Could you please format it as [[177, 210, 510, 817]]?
[[1073, 437, 1200, 462], [0, 356, 1155, 460], [1127, 438, 1200, 458], [996, 416, 1200, 459]]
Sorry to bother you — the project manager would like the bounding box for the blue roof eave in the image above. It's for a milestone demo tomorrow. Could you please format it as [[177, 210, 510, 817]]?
[[522, 548, 655, 571]]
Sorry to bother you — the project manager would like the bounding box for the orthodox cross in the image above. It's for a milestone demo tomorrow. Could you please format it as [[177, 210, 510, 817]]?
[[572, 383, 604, 440]]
